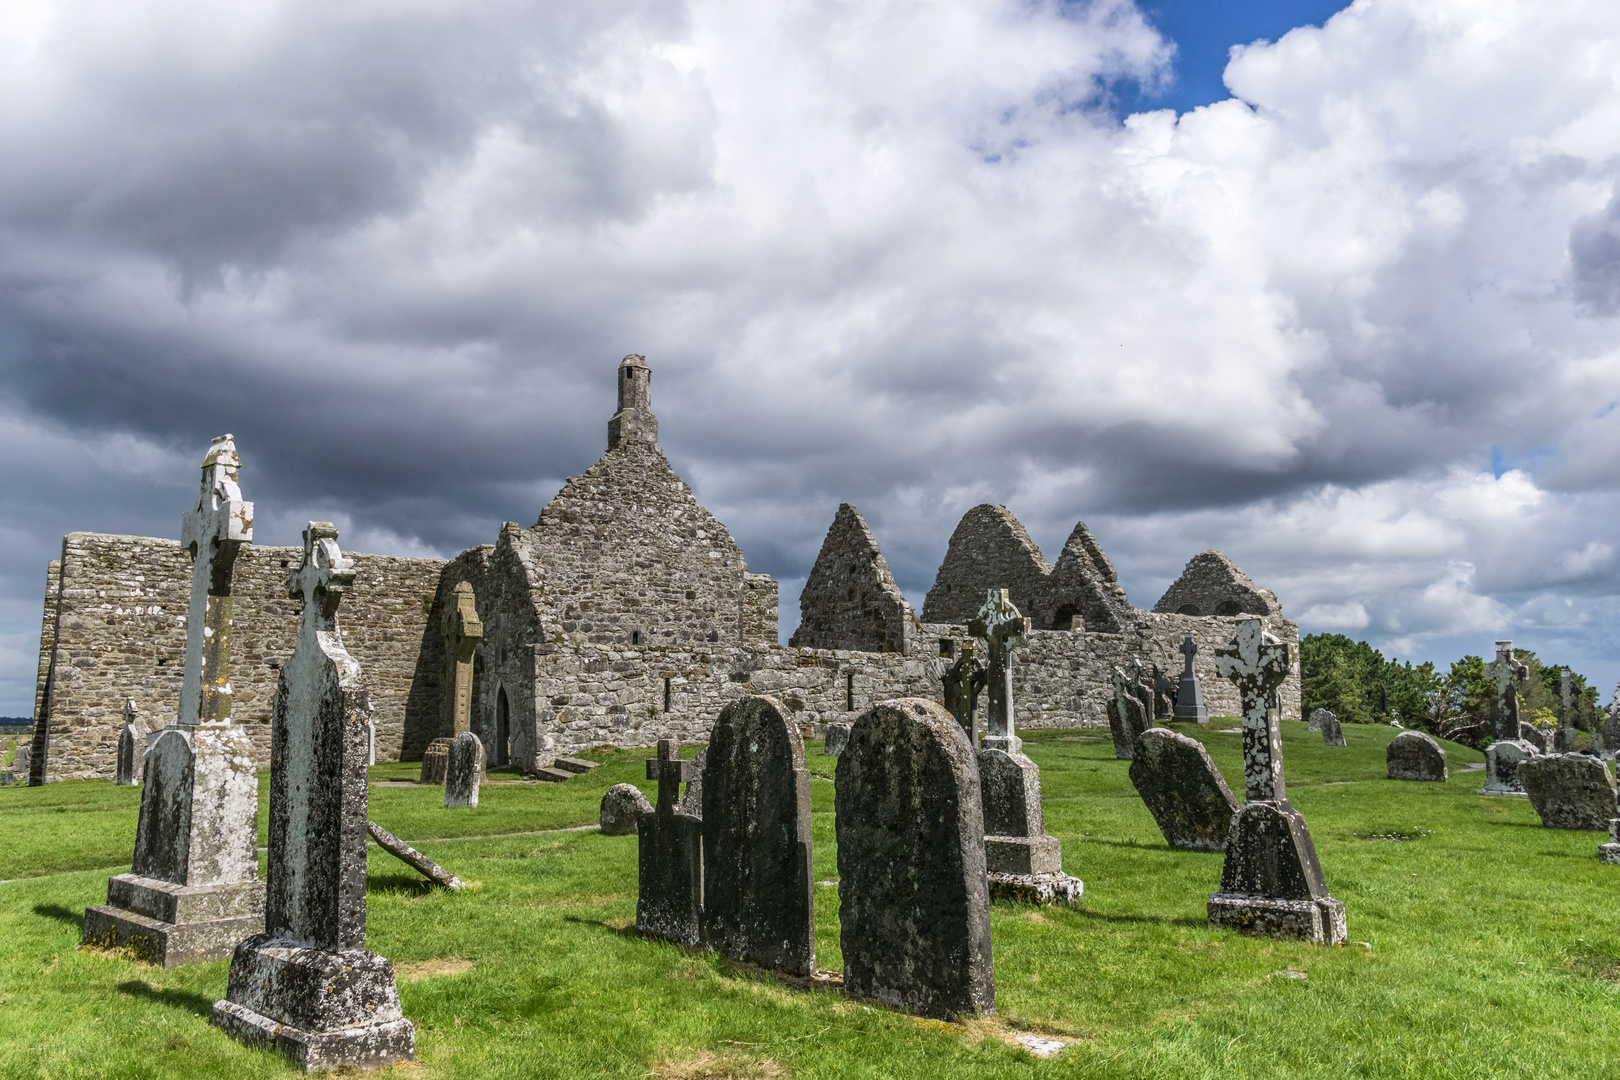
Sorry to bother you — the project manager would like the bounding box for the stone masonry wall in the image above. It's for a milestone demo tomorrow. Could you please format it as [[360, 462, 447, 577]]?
[[921, 504, 1053, 625], [32, 532, 444, 782], [789, 503, 913, 653], [1152, 550, 1281, 618]]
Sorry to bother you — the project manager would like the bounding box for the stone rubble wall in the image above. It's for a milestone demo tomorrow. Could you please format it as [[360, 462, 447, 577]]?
[[921, 504, 1053, 626], [1151, 550, 1281, 618], [31, 532, 444, 782], [789, 504, 913, 654]]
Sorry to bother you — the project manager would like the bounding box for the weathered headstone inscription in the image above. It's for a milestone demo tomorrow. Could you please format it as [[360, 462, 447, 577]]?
[[968, 591, 1081, 905], [116, 700, 144, 786], [1481, 641, 1535, 796], [600, 783, 653, 835], [1128, 727, 1238, 851], [700, 696, 814, 976], [942, 640, 987, 748], [444, 731, 484, 809], [1173, 634, 1209, 723], [1107, 666, 1148, 760], [836, 699, 994, 1020], [637, 740, 703, 944], [1386, 731, 1447, 781], [214, 523, 415, 1072], [1520, 755, 1616, 831], [84, 435, 264, 967], [1207, 619, 1346, 945]]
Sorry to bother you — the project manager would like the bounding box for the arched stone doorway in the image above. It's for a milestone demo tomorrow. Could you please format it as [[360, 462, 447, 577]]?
[[495, 686, 511, 768]]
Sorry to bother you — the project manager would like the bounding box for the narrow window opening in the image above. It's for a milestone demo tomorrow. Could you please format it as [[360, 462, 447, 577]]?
[[663, 677, 672, 713], [631, 630, 641, 645], [846, 673, 855, 712], [938, 639, 955, 658]]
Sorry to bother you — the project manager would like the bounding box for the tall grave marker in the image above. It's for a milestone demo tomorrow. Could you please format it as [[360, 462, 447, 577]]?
[[1480, 641, 1535, 796], [1207, 619, 1346, 944], [1106, 666, 1148, 759], [420, 581, 483, 783], [214, 523, 414, 1072], [942, 641, 987, 748], [83, 435, 264, 967], [1173, 634, 1208, 723]]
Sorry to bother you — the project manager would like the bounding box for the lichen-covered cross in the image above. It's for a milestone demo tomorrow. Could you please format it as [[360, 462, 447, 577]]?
[[1213, 618, 1293, 802], [969, 589, 1026, 742], [176, 435, 254, 729], [942, 641, 988, 746], [645, 739, 697, 816], [1179, 634, 1198, 679], [1490, 641, 1529, 742], [286, 522, 357, 640]]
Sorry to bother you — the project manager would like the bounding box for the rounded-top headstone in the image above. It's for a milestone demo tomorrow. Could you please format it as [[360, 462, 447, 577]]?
[[1308, 708, 1334, 733], [1386, 731, 1447, 782], [835, 698, 994, 1020], [444, 731, 485, 809], [1127, 728, 1238, 852], [600, 783, 653, 835]]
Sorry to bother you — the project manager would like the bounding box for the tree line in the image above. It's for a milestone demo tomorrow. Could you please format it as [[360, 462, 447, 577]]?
[[1299, 634, 1608, 749]]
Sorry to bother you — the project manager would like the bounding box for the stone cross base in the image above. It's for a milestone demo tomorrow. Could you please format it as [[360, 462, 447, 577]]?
[[83, 874, 264, 968], [213, 936, 414, 1074], [985, 835, 1062, 876], [1598, 820, 1620, 864], [417, 738, 453, 784], [1477, 739, 1536, 796], [988, 871, 1083, 906], [1207, 894, 1347, 944]]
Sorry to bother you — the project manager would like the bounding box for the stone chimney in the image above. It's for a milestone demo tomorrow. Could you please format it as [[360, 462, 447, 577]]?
[[608, 354, 658, 450]]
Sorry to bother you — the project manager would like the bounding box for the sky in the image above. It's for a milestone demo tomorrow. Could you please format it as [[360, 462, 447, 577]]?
[[5, 0, 1620, 715]]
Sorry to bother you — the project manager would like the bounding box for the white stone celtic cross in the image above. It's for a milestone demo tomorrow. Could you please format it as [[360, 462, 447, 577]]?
[[1213, 618, 1293, 802], [1490, 641, 1528, 742], [970, 589, 1026, 744], [288, 522, 357, 641], [176, 435, 253, 729]]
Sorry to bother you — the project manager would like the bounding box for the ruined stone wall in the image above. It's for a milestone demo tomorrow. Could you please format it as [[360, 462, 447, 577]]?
[[32, 533, 444, 782], [740, 573, 779, 648], [1152, 550, 1281, 618], [32, 560, 60, 725], [789, 503, 912, 653], [921, 504, 1053, 625]]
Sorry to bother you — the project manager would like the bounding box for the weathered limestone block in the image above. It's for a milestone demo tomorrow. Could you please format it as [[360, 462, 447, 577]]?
[[367, 821, 464, 890], [824, 722, 850, 757], [1479, 739, 1536, 797], [1598, 818, 1620, 863], [700, 696, 814, 976], [600, 784, 653, 835], [836, 698, 994, 1020], [444, 732, 484, 809], [418, 738, 452, 784], [1386, 731, 1447, 781], [1308, 708, 1332, 732], [1520, 754, 1617, 831], [1128, 728, 1238, 852], [1106, 667, 1148, 760], [214, 523, 414, 1073], [637, 740, 703, 944]]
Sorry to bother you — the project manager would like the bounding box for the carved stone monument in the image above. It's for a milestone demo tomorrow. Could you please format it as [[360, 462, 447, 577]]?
[[637, 740, 703, 944], [116, 700, 145, 786], [83, 435, 264, 967], [444, 731, 484, 809], [941, 640, 987, 748], [1173, 634, 1209, 723], [1480, 641, 1535, 796], [1107, 666, 1148, 760], [1128, 727, 1238, 851], [1207, 619, 1346, 944], [1520, 755, 1616, 831], [214, 523, 415, 1072], [836, 699, 994, 1020], [700, 696, 814, 976], [419, 581, 483, 784], [1386, 731, 1447, 781]]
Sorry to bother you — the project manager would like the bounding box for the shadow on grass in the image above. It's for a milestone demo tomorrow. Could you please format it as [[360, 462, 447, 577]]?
[[1067, 908, 1208, 929], [32, 903, 83, 928], [561, 913, 640, 939], [366, 874, 439, 897], [116, 980, 217, 1015]]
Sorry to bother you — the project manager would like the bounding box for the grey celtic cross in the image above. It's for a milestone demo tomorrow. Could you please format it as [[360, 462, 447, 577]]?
[[942, 640, 988, 746], [1490, 641, 1528, 742], [969, 589, 1026, 742], [1213, 618, 1293, 802], [287, 522, 356, 639], [646, 739, 697, 816], [1180, 633, 1198, 678], [177, 435, 253, 729]]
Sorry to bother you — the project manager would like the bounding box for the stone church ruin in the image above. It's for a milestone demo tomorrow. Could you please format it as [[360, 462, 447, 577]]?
[[27, 355, 1300, 782]]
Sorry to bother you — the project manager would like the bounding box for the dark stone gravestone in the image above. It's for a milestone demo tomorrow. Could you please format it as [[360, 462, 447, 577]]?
[[214, 523, 414, 1072], [1151, 664, 1175, 720], [680, 747, 707, 818], [836, 698, 994, 1020], [941, 640, 987, 747], [1128, 658, 1155, 724], [1128, 728, 1238, 852], [84, 435, 264, 968], [418, 738, 452, 784], [1520, 755, 1616, 831], [1386, 731, 1447, 781], [600, 783, 652, 835], [1319, 711, 1346, 748], [1106, 666, 1148, 760], [1207, 619, 1346, 945], [1173, 634, 1209, 724], [637, 740, 703, 944], [1308, 708, 1332, 733], [700, 696, 814, 976], [444, 731, 484, 809], [116, 700, 145, 786], [1480, 641, 1536, 796], [823, 722, 851, 757]]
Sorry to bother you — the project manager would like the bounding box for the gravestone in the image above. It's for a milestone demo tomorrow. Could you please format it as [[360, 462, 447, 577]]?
[[1518, 721, 1548, 754], [1519, 755, 1617, 831], [823, 722, 851, 756], [1207, 619, 1346, 945], [1600, 821, 1620, 864], [444, 731, 484, 809], [13, 742, 30, 781], [116, 700, 144, 786], [679, 747, 707, 818], [637, 740, 703, 944], [835, 698, 994, 1020], [1481, 642, 1536, 796], [1106, 666, 1149, 760], [441, 581, 483, 738], [84, 435, 265, 968], [1308, 708, 1332, 732], [600, 783, 653, 835], [1128, 727, 1238, 851], [417, 738, 452, 784], [1151, 664, 1176, 720], [367, 821, 465, 890], [214, 522, 414, 1071], [1602, 694, 1620, 760], [700, 696, 814, 976], [1318, 711, 1346, 748], [968, 591, 1081, 904], [1127, 658, 1155, 723], [1386, 731, 1447, 781], [941, 640, 987, 747], [1173, 635, 1209, 723]]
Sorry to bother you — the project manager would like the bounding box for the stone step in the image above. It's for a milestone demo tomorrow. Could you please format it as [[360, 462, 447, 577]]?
[[534, 767, 575, 783], [553, 757, 599, 774]]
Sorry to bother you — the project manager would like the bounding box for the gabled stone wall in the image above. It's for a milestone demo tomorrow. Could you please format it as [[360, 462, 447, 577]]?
[[1152, 550, 1281, 618], [789, 503, 913, 653], [921, 504, 1053, 625]]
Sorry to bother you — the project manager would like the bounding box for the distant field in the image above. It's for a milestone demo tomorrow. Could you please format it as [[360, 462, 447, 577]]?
[[2, 722, 1617, 1079]]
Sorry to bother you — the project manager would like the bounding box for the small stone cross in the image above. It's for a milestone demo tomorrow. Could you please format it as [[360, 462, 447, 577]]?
[[1490, 641, 1528, 742], [969, 589, 1026, 743], [645, 739, 698, 816], [1180, 634, 1198, 678], [286, 522, 357, 639], [1213, 618, 1293, 802], [176, 435, 253, 729], [942, 641, 987, 747]]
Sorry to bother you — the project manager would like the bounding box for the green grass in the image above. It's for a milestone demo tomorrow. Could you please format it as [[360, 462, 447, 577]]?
[[2, 722, 1617, 1078]]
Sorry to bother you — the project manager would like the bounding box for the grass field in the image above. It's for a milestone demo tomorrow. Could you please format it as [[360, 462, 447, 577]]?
[[2, 721, 1617, 1079]]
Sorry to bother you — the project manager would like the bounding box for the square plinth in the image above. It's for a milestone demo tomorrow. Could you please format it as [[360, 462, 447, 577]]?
[[984, 834, 1063, 876], [213, 999, 415, 1074], [83, 876, 265, 968], [987, 871, 1083, 906], [1208, 893, 1347, 945]]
